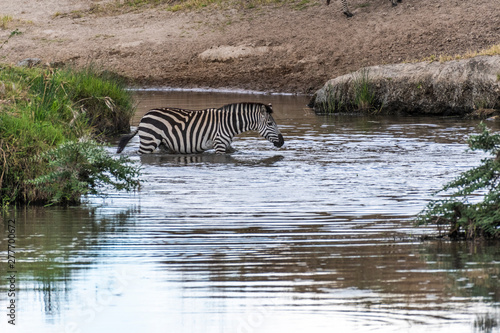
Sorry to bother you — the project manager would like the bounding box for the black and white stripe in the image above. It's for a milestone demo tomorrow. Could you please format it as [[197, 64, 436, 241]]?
[[117, 102, 284, 154], [327, 0, 402, 17]]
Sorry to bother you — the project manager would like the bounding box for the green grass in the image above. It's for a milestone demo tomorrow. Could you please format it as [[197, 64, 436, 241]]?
[[62, 67, 135, 135], [318, 69, 380, 114], [353, 69, 378, 111], [292, 0, 312, 10], [0, 65, 139, 206], [319, 82, 349, 114]]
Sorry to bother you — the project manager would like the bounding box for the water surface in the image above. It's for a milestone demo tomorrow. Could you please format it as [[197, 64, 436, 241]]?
[[1, 91, 500, 333]]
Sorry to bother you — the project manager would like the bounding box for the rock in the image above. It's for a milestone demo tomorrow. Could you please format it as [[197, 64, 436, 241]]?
[[310, 56, 500, 115], [16, 58, 42, 68], [466, 108, 499, 119], [486, 115, 500, 121], [199, 45, 269, 62]]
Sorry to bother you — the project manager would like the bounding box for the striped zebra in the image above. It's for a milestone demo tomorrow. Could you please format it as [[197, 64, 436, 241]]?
[[327, 0, 402, 17], [116, 102, 284, 154]]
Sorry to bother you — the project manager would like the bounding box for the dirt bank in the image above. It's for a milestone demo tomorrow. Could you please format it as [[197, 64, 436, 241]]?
[[1, 0, 499, 94]]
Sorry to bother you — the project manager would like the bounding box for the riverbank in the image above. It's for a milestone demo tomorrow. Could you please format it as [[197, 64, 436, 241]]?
[[1, 0, 499, 94], [0, 65, 139, 206]]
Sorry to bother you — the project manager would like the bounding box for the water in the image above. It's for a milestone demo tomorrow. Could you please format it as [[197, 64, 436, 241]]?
[[2, 90, 500, 333]]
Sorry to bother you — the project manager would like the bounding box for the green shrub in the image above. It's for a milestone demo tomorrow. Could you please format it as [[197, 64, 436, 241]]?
[[416, 123, 500, 239], [28, 140, 140, 205]]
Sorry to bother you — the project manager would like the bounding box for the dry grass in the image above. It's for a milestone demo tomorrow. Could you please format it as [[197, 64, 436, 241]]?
[[1, 15, 13, 29], [60, 0, 306, 16], [420, 44, 500, 63]]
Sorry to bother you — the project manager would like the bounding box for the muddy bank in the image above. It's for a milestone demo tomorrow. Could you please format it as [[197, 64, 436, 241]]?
[[0, 0, 499, 94], [310, 56, 500, 115]]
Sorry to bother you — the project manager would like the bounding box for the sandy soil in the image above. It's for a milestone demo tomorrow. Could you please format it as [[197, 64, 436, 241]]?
[[0, 0, 499, 94]]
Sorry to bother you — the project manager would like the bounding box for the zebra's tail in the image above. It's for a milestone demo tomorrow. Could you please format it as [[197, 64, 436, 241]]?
[[116, 128, 139, 153]]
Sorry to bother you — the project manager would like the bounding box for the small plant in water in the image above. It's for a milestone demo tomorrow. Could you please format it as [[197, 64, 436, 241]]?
[[318, 69, 380, 114], [352, 69, 377, 111], [416, 123, 500, 239], [320, 82, 348, 113]]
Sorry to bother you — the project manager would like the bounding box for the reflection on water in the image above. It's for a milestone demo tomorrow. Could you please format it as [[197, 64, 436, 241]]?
[[1, 90, 500, 333]]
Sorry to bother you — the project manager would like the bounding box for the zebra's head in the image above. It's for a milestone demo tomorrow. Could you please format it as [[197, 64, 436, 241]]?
[[256, 103, 284, 148]]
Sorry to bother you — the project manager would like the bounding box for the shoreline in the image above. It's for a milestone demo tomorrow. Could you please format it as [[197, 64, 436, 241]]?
[[1, 1, 499, 94], [128, 85, 304, 96]]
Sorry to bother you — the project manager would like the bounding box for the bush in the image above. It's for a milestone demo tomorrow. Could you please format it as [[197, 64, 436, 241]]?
[[0, 64, 138, 206], [28, 140, 140, 205], [416, 123, 500, 239]]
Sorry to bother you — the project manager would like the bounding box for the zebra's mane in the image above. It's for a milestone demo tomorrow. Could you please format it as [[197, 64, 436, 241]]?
[[220, 102, 273, 114]]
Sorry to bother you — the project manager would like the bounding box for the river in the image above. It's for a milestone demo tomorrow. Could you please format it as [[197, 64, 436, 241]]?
[[1, 90, 500, 333]]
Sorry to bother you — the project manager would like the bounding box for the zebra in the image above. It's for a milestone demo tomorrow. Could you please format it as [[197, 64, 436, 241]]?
[[116, 102, 285, 154], [327, 0, 402, 18]]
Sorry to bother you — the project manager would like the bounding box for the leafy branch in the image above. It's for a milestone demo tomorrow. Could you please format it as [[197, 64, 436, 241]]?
[[416, 123, 500, 239], [28, 140, 141, 205]]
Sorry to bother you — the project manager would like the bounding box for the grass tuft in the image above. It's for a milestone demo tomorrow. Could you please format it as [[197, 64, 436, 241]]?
[[0, 15, 13, 29], [319, 69, 380, 114], [353, 69, 377, 111]]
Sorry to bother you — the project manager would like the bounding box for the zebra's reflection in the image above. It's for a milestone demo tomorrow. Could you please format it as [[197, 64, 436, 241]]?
[[139, 153, 284, 167]]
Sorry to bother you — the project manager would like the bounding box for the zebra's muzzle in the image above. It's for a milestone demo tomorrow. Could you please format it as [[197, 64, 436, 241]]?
[[274, 134, 284, 148]]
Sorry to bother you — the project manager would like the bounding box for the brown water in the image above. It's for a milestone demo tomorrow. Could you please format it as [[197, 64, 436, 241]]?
[[1, 90, 500, 333]]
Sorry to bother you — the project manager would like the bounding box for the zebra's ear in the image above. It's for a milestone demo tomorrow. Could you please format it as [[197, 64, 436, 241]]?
[[264, 103, 273, 114]]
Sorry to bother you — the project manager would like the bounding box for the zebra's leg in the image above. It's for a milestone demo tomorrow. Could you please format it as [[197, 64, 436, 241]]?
[[390, 0, 402, 6], [213, 136, 231, 154], [225, 145, 237, 153], [341, 0, 354, 17], [138, 134, 161, 154]]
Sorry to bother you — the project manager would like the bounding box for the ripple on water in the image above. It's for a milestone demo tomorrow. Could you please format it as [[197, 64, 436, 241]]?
[[3, 92, 500, 333]]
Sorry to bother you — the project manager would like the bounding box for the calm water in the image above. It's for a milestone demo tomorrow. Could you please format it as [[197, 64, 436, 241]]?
[[2, 90, 500, 333]]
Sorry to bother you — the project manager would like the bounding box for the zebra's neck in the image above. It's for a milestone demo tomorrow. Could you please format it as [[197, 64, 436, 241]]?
[[220, 105, 260, 135]]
